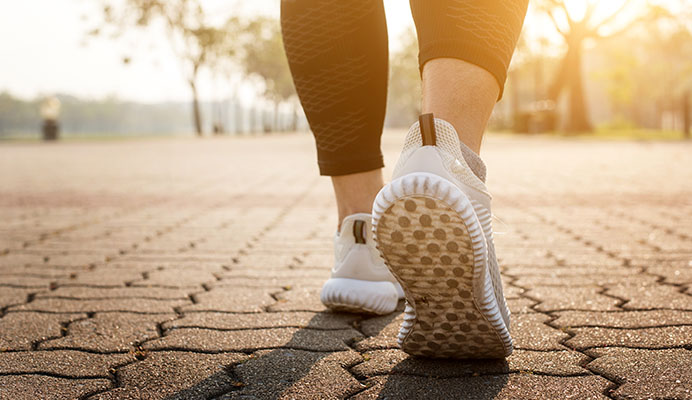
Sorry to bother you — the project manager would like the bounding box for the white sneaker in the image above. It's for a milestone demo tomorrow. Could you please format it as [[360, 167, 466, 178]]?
[[372, 114, 512, 358], [321, 213, 405, 315]]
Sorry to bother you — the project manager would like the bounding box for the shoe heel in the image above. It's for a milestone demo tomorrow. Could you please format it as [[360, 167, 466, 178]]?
[[373, 173, 512, 358], [320, 278, 398, 315]]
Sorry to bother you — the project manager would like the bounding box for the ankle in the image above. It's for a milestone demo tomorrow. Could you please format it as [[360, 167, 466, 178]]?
[[332, 169, 384, 228]]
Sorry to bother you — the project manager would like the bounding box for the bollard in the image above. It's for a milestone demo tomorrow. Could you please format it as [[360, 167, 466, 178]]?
[[40, 97, 61, 141]]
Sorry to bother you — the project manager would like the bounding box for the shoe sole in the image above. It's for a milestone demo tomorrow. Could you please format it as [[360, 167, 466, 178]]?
[[373, 172, 512, 358], [321, 278, 399, 315]]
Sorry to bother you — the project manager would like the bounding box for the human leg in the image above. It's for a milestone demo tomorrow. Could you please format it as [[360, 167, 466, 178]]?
[[280, 0, 389, 227], [331, 170, 384, 226], [281, 0, 402, 314], [372, 0, 528, 358], [411, 0, 528, 154]]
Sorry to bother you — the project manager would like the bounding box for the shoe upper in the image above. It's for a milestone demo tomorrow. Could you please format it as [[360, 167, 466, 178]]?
[[391, 117, 511, 329], [332, 213, 399, 284]]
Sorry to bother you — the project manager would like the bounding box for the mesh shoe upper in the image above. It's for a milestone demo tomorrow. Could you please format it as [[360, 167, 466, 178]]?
[[332, 213, 401, 285], [393, 118, 489, 196]]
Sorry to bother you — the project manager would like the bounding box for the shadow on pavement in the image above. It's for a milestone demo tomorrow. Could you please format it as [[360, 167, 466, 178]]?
[[163, 309, 398, 399], [370, 358, 509, 399], [160, 306, 509, 399]]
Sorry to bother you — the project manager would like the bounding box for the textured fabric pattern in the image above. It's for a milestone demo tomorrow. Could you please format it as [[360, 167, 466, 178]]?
[[281, 0, 388, 175], [281, 0, 527, 174], [459, 140, 487, 182], [392, 118, 489, 195], [410, 0, 528, 99]]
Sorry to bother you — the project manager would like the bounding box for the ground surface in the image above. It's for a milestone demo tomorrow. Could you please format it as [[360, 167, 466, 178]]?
[[1, 132, 691, 400]]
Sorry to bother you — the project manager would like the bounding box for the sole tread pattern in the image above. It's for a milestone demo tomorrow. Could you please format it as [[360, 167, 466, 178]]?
[[373, 173, 512, 359]]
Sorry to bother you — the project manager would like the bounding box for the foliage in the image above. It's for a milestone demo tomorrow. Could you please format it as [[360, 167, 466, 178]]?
[[591, 17, 692, 129], [95, 0, 236, 135], [386, 28, 421, 127], [237, 16, 295, 105], [533, 0, 671, 132]]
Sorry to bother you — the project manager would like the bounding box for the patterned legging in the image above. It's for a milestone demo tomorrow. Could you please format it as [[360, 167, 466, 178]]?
[[281, 0, 528, 176]]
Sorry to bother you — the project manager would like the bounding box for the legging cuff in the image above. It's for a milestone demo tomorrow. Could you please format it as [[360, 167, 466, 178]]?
[[419, 39, 508, 101], [317, 152, 384, 176]]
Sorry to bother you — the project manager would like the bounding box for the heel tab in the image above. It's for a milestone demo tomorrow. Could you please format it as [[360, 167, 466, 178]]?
[[353, 220, 366, 244], [419, 113, 436, 146]]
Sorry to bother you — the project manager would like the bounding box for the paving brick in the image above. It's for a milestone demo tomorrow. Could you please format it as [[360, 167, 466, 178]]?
[[605, 282, 692, 310], [0, 287, 34, 308], [3, 129, 692, 398], [352, 374, 610, 399], [228, 254, 301, 269], [59, 268, 147, 286], [351, 349, 587, 377], [503, 284, 524, 298], [39, 313, 176, 352], [511, 313, 569, 351], [208, 276, 326, 289], [144, 327, 362, 352], [35, 286, 189, 300], [268, 287, 330, 312], [164, 311, 357, 331], [11, 298, 188, 313], [349, 309, 404, 351], [218, 268, 329, 280], [566, 326, 692, 350], [132, 268, 220, 288], [551, 252, 624, 267], [90, 351, 247, 400], [298, 253, 333, 268], [0, 350, 134, 377], [0, 375, 112, 400], [225, 349, 362, 399], [182, 287, 277, 313], [496, 252, 559, 268], [0, 253, 47, 268], [512, 273, 656, 287], [646, 262, 692, 285], [0, 312, 86, 350], [588, 348, 692, 400], [506, 265, 635, 278], [0, 275, 54, 288], [525, 286, 620, 311], [552, 310, 692, 328], [507, 298, 537, 313]]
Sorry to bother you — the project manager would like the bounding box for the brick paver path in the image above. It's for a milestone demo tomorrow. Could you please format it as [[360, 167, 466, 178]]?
[[1, 133, 691, 399]]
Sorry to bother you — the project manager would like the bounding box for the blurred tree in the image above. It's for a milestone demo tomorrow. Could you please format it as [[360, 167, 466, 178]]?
[[386, 28, 421, 127], [536, 0, 668, 132], [593, 12, 692, 133], [639, 22, 692, 133], [593, 49, 637, 121], [96, 0, 235, 136], [237, 16, 297, 132]]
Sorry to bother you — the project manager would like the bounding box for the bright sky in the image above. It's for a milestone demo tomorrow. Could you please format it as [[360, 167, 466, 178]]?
[[0, 0, 414, 103], [0, 0, 666, 103]]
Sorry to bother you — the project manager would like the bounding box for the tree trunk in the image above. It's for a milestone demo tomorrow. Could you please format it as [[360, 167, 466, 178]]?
[[189, 80, 203, 136], [548, 35, 593, 133], [547, 52, 568, 102], [291, 104, 298, 132], [565, 41, 592, 132], [684, 90, 690, 139]]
